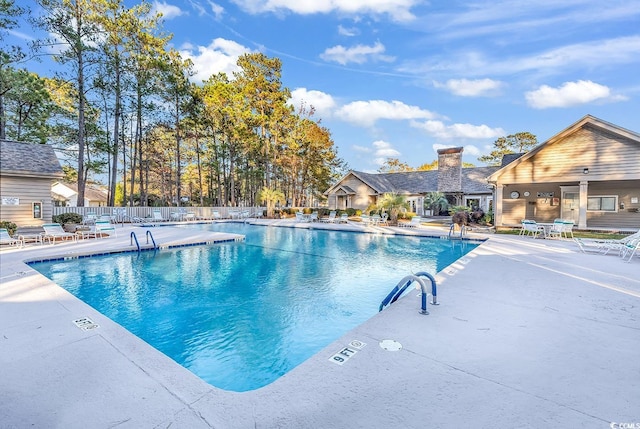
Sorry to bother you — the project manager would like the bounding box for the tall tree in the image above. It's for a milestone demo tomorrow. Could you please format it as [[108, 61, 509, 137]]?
[[1, 68, 53, 142], [159, 49, 193, 206], [234, 53, 289, 188], [478, 132, 538, 166], [378, 158, 413, 173], [35, 0, 101, 206], [127, 6, 169, 207], [0, 0, 28, 139]]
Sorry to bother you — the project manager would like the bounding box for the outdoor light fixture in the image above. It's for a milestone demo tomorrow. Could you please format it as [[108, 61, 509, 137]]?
[[583, 168, 589, 174]]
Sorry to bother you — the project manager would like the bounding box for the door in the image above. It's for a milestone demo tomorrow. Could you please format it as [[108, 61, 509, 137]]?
[[561, 189, 579, 223]]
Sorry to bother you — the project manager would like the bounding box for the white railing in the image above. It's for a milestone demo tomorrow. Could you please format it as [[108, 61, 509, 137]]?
[[53, 206, 266, 222]]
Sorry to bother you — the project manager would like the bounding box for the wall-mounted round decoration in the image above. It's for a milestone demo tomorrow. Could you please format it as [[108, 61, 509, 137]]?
[[510, 191, 520, 199], [524, 191, 530, 197]]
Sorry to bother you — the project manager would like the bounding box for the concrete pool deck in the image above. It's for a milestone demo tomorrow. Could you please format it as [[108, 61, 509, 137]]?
[[0, 220, 638, 428]]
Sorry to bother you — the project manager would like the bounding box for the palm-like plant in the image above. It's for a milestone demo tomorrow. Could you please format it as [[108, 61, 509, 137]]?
[[377, 192, 409, 223], [424, 191, 448, 216], [258, 187, 285, 218]]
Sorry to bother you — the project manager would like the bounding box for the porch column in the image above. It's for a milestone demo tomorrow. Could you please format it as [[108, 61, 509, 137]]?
[[579, 181, 588, 229], [494, 185, 504, 226]]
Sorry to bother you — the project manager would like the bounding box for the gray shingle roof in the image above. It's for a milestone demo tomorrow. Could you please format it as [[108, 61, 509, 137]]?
[[462, 167, 498, 193], [500, 153, 525, 167], [351, 166, 498, 195], [0, 140, 63, 178]]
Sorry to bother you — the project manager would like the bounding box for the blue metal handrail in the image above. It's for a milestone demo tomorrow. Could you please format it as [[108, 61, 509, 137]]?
[[414, 271, 438, 306], [146, 230, 157, 249], [379, 273, 438, 315], [448, 223, 465, 239], [130, 231, 140, 252]]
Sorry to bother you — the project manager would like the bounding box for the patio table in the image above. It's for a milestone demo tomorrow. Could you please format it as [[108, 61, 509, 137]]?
[[536, 223, 554, 238]]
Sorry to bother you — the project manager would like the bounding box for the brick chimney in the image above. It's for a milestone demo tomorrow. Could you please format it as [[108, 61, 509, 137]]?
[[437, 147, 463, 193]]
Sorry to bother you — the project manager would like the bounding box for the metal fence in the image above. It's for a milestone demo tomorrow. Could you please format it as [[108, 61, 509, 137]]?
[[52, 206, 266, 222]]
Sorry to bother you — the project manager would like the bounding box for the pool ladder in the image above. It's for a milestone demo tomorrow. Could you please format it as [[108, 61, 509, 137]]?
[[130, 230, 158, 252], [379, 271, 438, 315], [448, 223, 466, 239]]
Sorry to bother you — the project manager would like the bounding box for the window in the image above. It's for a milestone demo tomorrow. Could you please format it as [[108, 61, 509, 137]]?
[[587, 195, 617, 212], [465, 198, 480, 210], [32, 202, 43, 219]]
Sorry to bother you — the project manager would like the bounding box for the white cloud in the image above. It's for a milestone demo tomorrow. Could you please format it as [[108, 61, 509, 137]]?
[[230, 0, 420, 22], [514, 36, 640, 74], [399, 36, 640, 79], [8, 29, 35, 41], [431, 144, 480, 158], [207, 1, 225, 18], [180, 38, 253, 83], [336, 100, 437, 127], [338, 25, 359, 37], [320, 42, 395, 65], [524, 80, 622, 109], [412, 120, 506, 139], [151, 1, 186, 20], [288, 88, 337, 118], [434, 78, 503, 97], [372, 140, 400, 158], [352, 144, 371, 153], [462, 145, 481, 156]]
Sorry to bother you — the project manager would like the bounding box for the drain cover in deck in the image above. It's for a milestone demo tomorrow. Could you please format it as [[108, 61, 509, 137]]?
[[379, 339, 402, 351], [73, 317, 99, 331]]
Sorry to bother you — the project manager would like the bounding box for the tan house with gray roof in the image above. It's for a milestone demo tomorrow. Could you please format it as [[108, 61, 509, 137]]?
[[488, 115, 640, 231], [0, 140, 63, 225], [325, 147, 498, 216], [51, 181, 108, 207]]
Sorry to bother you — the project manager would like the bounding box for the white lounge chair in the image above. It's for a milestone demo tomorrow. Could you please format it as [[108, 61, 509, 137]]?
[[152, 209, 166, 222], [379, 213, 389, 226], [337, 213, 349, 223], [521, 220, 545, 238], [42, 223, 78, 244], [95, 220, 117, 238], [82, 212, 97, 225], [0, 228, 22, 247], [399, 216, 422, 228], [574, 230, 640, 255], [621, 237, 639, 262], [548, 219, 574, 239], [320, 211, 337, 223]]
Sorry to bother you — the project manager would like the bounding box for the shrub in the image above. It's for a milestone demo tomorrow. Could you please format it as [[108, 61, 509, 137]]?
[[0, 221, 17, 236], [448, 205, 470, 215], [52, 213, 83, 226], [397, 211, 417, 220]]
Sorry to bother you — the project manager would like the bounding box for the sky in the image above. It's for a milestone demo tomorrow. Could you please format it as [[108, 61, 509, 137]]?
[[11, 0, 640, 172]]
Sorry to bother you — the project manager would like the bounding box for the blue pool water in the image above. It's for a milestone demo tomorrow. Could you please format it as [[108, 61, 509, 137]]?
[[30, 224, 479, 391]]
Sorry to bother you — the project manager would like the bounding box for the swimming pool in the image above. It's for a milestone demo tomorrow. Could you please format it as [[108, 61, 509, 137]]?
[[31, 223, 479, 391]]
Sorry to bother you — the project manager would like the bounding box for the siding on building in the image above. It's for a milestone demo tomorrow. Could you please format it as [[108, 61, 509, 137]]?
[[0, 176, 56, 225], [495, 126, 640, 184], [489, 115, 640, 230], [0, 140, 63, 225]]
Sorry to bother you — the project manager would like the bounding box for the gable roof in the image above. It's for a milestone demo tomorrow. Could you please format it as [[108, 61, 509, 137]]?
[[327, 166, 499, 196], [0, 140, 63, 179], [488, 115, 640, 182], [52, 182, 108, 202]]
